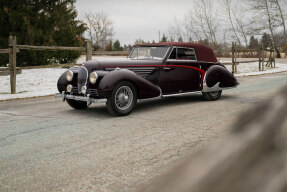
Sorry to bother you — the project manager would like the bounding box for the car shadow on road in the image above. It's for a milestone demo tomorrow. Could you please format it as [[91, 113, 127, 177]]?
[[134, 94, 205, 113], [64, 103, 111, 118], [134, 93, 239, 113], [63, 94, 237, 117]]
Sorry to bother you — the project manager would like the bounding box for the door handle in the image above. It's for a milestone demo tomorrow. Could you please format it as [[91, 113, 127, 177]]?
[[163, 67, 172, 71]]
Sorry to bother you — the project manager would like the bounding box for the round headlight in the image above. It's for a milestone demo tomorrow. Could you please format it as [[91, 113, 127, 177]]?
[[89, 71, 98, 84], [66, 70, 74, 82], [66, 84, 73, 93], [81, 86, 87, 94]]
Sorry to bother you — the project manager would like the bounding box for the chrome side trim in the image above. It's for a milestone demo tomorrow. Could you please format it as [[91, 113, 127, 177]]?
[[55, 93, 107, 105], [162, 91, 202, 98], [158, 86, 163, 98]]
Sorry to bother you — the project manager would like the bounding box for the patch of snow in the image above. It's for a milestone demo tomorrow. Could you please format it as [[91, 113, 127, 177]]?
[[76, 55, 126, 64], [223, 62, 287, 77], [0, 68, 66, 101], [234, 64, 287, 77]]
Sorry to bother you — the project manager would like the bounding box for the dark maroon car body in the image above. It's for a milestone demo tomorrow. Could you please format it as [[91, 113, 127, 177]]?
[[56, 42, 239, 115]]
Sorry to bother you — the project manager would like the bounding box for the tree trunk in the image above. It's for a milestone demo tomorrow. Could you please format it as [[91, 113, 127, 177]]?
[[233, 11, 248, 47], [225, 0, 241, 46], [264, 0, 281, 58], [274, 0, 286, 43]]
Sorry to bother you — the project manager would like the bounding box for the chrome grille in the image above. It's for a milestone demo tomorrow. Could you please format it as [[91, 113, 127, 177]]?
[[105, 67, 155, 77], [71, 87, 78, 94], [88, 89, 99, 97], [77, 67, 88, 93]]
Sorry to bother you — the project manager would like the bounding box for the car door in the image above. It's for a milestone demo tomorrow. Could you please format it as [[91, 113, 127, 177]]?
[[158, 47, 201, 95]]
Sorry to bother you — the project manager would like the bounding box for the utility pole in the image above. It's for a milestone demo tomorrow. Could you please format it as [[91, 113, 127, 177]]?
[[159, 31, 161, 42]]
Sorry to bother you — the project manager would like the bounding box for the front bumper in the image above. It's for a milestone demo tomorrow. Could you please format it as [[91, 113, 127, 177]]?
[[55, 92, 107, 106]]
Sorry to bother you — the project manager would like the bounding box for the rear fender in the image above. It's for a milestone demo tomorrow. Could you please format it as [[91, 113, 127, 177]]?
[[98, 69, 161, 99], [202, 65, 239, 92]]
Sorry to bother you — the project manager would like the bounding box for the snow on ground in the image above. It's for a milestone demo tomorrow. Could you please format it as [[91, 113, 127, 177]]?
[[225, 63, 287, 77], [0, 58, 287, 101], [76, 55, 127, 64], [0, 68, 66, 100]]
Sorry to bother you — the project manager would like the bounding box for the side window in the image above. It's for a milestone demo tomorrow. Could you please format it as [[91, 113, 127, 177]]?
[[177, 48, 197, 61], [168, 48, 176, 59]]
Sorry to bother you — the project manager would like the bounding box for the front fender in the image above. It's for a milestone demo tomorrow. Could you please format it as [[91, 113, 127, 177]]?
[[98, 69, 161, 99], [202, 65, 238, 92], [57, 66, 79, 93]]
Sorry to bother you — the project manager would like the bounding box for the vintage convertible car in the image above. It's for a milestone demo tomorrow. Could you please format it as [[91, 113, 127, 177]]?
[[56, 42, 239, 116]]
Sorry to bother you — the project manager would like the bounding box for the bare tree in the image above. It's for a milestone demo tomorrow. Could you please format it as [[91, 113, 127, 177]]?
[[195, 0, 220, 47], [168, 17, 184, 42], [82, 12, 114, 49], [83, 12, 94, 41], [232, 8, 249, 47], [171, 16, 192, 42], [221, 0, 242, 46], [168, 0, 222, 48], [271, 0, 286, 42], [248, 0, 282, 57], [184, 12, 202, 42], [196, 7, 210, 42]]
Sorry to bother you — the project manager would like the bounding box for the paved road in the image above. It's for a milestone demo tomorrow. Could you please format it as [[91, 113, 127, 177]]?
[[1, 72, 287, 192]]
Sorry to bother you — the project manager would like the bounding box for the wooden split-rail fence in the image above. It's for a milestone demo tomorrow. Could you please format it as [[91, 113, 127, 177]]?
[[0, 36, 94, 94], [0, 36, 129, 94], [229, 42, 276, 74]]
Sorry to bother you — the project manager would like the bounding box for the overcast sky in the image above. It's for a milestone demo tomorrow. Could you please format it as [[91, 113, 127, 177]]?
[[75, 0, 195, 45]]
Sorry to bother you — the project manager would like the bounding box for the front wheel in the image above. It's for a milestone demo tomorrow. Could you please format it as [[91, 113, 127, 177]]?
[[106, 81, 137, 116], [66, 99, 89, 109], [202, 90, 222, 101]]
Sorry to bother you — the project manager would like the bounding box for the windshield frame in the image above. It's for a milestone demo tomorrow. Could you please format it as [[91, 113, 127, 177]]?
[[128, 45, 171, 60]]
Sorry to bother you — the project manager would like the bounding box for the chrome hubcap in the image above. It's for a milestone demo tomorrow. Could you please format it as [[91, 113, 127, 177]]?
[[210, 91, 219, 97], [115, 86, 133, 110]]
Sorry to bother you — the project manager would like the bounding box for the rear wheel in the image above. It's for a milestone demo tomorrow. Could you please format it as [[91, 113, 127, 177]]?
[[66, 99, 89, 109], [106, 81, 137, 116], [202, 90, 222, 101]]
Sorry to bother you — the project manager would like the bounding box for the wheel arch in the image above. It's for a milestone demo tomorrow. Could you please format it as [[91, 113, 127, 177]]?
[[122, 79, 140, 99], [98, 69, 161, 99], [202, 65, 239, 92]]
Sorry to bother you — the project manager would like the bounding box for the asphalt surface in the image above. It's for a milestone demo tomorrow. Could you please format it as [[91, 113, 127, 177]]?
[[1, 72, 287, 192]]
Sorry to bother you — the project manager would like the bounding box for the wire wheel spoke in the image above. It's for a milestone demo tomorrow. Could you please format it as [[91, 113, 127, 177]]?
[[209, 91, 219, 97], [115, 86, 133, 110]]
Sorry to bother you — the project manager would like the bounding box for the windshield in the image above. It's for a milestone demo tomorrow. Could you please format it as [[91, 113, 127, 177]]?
[[129, 46, 170, 60]]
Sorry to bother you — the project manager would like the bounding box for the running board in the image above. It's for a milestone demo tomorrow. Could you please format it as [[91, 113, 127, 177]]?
[[162, 91, 202, 98]]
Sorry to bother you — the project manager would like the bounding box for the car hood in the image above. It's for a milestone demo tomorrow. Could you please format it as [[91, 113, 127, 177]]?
[[83, 58, 163, 72]]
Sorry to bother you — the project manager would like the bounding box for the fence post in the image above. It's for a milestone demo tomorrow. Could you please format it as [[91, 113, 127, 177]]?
[[272, 47, 276, 68], [232, 42, 238, 74], [259, 45, 264, 71], [9, 35, 17, 94], [259, 48, 261, 71], [86, 40, 93, 61], [271, 40, 275, 68], [232, 42, 235, 73]]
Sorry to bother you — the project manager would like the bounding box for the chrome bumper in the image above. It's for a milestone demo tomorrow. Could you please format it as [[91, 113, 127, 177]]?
[[55, 92, 107, 106]]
